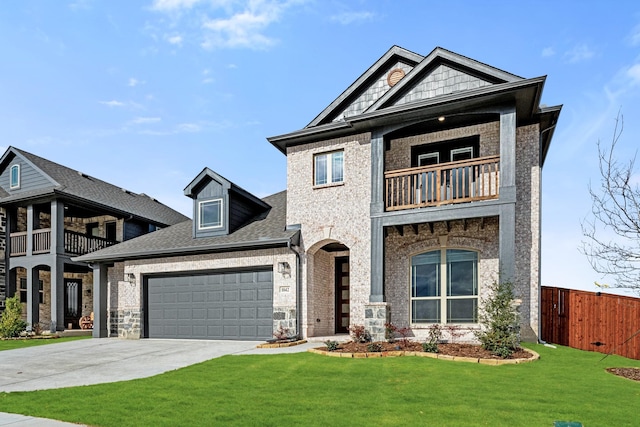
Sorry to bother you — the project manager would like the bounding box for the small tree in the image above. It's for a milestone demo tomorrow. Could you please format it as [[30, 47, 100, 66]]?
[[581, 112, 640, 294], [475, 280, 520, 358], [0, 296, 28, 338]]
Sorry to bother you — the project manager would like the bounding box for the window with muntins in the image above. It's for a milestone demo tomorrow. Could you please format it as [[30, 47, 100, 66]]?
[[314, 150, 344, 186], [19, 278, 44, 304], [411, 249, 478, 324], [10, 164, 20, 189], [198, 199, 223, 229]]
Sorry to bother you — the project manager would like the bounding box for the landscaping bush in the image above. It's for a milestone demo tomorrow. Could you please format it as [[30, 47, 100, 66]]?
[[423, 324, 442, 353], [366, 342, 383, 352], [475, 280, 520, 358], [0, 296, 28, 338], [324, 340, 339, 351], [349, 325, 371, 343], [384, 322, 397, 343]]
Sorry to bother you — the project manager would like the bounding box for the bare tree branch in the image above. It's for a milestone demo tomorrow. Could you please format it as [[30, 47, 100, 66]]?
[[581, 111, 640, 294]]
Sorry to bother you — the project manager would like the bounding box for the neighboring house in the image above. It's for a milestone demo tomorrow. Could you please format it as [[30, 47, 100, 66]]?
[[0, 147, 188, 332], [78, 45, 561, 342]]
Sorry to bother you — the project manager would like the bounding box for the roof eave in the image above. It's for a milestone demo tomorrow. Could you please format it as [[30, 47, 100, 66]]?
[[73, 233, 299, 263], [269, 77, 547, 152]]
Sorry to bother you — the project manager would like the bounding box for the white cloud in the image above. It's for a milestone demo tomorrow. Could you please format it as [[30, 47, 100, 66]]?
[[99, 100, 126, 107], [227, 63, 237, 69], [541, 46, 555, 58], [330, 11, 375, 25], [626, 63, 640, 85], [151, 0, 305, 50], [150, 0, 203, 12], [128, 77, 143, 87], [130, 117, 161, 124], [166, 34, 183, 45], [628, 23, 640, 46], [68, 0, 92, 11], [564, 43, 595, 63], [177, 123, 201, 132]]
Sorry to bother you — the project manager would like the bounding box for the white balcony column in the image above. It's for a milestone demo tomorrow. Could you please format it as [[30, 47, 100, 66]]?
[[26, 204, 33, 256], [499, 106, 517, 282], [50, 199, 65, 254]]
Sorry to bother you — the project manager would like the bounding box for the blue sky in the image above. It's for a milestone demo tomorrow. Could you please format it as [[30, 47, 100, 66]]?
[[1, 0, 639, 295]]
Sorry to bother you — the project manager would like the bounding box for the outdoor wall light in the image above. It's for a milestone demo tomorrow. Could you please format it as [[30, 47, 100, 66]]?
[[438, 116, 445, 122], [277, 262, 291, 275], [126, 273, 136, 285]]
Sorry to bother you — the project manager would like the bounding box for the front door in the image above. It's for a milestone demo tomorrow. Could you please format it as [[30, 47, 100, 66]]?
[[64, 278, 82, 329], [335, 257, 350, 334]]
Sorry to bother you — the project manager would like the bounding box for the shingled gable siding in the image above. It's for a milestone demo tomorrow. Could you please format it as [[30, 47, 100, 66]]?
[[0, 157, 51, 193], [106, 248, 297, 339], [286, 132, 371, 337], [333, 61, 415, 122]]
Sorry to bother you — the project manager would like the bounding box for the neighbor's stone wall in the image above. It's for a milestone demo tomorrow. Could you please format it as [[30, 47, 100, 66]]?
[[107, 248, 297, 339], [515, 124, 541, 340], [384, 218, 500, 343], [386, 121, 500, 171], [286, 132, 372, 338]]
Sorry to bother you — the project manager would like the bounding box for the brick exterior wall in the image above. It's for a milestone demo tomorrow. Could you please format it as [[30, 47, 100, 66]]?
[[286, 132, 372, 338], [384, 218, 500, 342], [515, 124, 541, 339], [106, 248, 297, 339]]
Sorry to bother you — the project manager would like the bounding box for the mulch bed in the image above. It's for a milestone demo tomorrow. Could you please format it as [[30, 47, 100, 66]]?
[[331, 341, 534, 360], [606, 367, 640, 382]]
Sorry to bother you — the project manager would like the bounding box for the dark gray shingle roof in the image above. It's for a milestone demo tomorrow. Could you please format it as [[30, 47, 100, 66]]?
[[5, 147, 188, 226], [75, 190, 297, 262]]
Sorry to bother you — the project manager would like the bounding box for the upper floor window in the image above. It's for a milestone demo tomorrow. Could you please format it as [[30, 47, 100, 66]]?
[[411, 249, 478, 324], [314, 150, 344, 186], [10, 164, 20, 189], [198, 199, 223, 230]]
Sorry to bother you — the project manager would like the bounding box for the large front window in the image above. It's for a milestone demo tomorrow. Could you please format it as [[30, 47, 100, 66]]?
[[411, 249, 478, 324], [198, 199, 223, 229], [314, 150, 344, 185]]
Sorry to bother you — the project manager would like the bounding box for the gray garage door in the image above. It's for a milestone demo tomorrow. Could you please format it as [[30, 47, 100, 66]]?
[[146, 269, 273, 340]]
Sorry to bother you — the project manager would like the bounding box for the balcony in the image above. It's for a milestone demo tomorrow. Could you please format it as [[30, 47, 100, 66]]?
[[10, 229, 118, 257], [384, 155, 500, 211]]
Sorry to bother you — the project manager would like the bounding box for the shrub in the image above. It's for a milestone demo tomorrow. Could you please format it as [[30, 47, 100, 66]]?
[[396, 326, 412, 349], [445, 324, 464, 343], [475, 280, 520, 358], [384, 322, 398, 343], [273, 325, 292, 341], [423, 324, 442, 353], [0, 296, 28, 338], [349, 325, 371, 343], [366, 342, 383, 352], [324, 340, 339, 351]]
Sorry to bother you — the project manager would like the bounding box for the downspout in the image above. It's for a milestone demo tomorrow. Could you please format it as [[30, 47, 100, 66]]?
[[537, 123, 557, 344], [287, 239, 303, 340]]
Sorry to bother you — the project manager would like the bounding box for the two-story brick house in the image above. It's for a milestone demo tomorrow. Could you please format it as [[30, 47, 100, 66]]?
[[78, 46, 561, 342], [0, 147, 188, 332]]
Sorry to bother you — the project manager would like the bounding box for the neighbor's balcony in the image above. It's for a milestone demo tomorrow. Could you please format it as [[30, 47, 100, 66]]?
[[384, 155, 500, 211], [10, 229, 118, 257]]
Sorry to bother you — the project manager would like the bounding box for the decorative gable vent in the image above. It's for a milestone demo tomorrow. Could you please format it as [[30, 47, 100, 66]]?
[[387, 68, 406, 87]]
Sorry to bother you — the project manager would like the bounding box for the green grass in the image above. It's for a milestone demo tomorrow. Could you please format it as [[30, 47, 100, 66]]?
[[0, 335, 90, 351], [0, 344, 638, 426]]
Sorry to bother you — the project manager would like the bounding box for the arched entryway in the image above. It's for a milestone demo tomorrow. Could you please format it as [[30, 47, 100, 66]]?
[[306, 240, 350, 337]]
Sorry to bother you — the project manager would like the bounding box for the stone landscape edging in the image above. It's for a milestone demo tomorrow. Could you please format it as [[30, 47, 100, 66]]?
[[308, 347, 540, 365], [257, 339, 308, 348]]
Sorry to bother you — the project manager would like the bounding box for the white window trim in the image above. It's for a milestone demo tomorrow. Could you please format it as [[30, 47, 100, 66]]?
[[10, 164, 20, 189], [417, 152, 439, 166], [313, 150, 344, 186], [198, 198, 223, 230], [450, 146, 473, 162], [410, 248, 479, 325]]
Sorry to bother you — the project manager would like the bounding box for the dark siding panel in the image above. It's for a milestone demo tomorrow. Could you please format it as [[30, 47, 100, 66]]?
[[0, 157, 52, 193], [229, 195, 264, 232], [123, 220, 147, 241], [195, 179, 225, 201]]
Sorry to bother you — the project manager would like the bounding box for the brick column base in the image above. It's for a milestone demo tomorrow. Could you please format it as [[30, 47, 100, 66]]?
[[364, 303, 390, 342]]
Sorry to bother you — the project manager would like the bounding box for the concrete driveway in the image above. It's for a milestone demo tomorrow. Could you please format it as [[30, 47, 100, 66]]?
[[0, 338, 313, 393]]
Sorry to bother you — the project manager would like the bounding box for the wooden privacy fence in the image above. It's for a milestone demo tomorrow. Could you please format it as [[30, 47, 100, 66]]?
[[541, 286, 640, 360]]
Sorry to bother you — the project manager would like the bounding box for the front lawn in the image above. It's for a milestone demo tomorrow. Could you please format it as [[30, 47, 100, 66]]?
[[0, 344, 638, 426], [0, 336, 90, 352]]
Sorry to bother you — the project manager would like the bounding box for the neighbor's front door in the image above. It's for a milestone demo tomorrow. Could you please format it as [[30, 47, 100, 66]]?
[[335, 257, 350, 334], [64, 278, 82, 329]]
